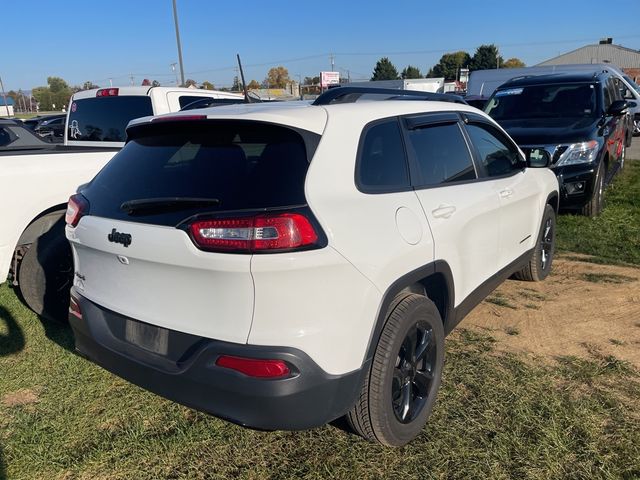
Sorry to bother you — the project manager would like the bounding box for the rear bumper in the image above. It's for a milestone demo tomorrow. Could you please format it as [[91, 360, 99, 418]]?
[[552, 164, 596, 209], [69, 290, 365, 430]]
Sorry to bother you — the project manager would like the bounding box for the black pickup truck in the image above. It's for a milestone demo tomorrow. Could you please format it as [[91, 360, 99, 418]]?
[[484, 71, 629, 217]]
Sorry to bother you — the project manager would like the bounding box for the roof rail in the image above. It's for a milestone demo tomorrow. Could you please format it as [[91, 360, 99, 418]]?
[[312, 86, 467, 106]]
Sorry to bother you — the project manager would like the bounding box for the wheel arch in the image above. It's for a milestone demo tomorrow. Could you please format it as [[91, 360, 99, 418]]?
[[16, 204, 67, 247], [362, 261, 455, 364]]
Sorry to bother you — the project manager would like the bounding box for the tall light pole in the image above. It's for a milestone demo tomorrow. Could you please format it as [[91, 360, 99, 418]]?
[[172, 0, 185, 87]]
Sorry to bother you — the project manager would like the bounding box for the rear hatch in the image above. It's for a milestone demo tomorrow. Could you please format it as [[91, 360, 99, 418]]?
[[68, 118, 323, 343]]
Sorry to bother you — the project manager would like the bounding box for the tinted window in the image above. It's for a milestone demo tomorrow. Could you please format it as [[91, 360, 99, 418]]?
[[358, 120, 409, 190], [0, 126, 17, 147], [485, 83, 597, 120], [83, 121, 315, 226], [466, 124, 524, 177], [68, 96, 153, 142], [179, 96, 209, 109], [406, 122, 475, 186]]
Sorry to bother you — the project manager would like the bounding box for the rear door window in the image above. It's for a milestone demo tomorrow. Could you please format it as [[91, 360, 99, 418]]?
[[83, 121, 316, 225], [68, 96, 153, 142], [405, 122, 476, 187]]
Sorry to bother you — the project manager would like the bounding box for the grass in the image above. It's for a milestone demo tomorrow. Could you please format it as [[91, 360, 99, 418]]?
[[2, 285, 640, 480], [485, 293, 518, 310], [582, 273, 637, 284], [556, 161, 640, 265]]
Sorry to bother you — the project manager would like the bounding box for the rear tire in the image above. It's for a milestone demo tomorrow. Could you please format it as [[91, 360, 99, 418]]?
[[581, 162, 605, 218], [513, 204, 556, 282], [17, 219, 73, 322], [347, 294, 444, 446]]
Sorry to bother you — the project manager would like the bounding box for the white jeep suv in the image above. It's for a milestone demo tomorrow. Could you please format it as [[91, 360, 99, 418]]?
[[65, 88, 559, 446]]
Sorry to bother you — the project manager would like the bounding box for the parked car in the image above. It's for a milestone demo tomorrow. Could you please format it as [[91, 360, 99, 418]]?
[[484, 71, 628, 217], [468, 64, 640, 140], [21, 114, 64, 131], [0, 86, 244, 322], [34, 114, 66, 139], [0, 118, 56, 148], [66, 87, 558, 446]]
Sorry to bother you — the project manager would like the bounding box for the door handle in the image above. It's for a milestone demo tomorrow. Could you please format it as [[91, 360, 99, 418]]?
[[432, 204, 456, 219], [499, 188, 514, 198]]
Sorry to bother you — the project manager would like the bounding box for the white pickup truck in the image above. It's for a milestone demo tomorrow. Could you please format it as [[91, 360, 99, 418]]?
[[1, 86, 244, 321]]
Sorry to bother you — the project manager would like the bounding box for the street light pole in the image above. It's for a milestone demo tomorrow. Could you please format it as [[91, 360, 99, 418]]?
[[172, 0, 186, 87]]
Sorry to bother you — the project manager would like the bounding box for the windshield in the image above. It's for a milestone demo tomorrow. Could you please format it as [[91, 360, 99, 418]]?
[[622, 75, 640, 95], [83, 120, 317, 226], [485, 83, 598, 120], [67, 96, 153, 143]]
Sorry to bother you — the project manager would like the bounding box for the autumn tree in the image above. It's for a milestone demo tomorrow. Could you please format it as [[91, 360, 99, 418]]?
[[247, 80, 261, 90], [201, 81, 215, 90], [82, 81, 99, 90], [265, 66, 291, 88], [371, 57, 399, 81], [502, 58, 526, 68], [427, 51, 471, 80], [469, 44, 503, 71], [141, 79, 151, 86], [401, 66, 423, 79]]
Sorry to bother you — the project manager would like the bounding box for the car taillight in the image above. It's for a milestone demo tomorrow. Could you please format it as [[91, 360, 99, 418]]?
[[65, 193, 89, 227], [189, 213, 318, 253], [96, 88, 119, 97], [215, 355, 291, 378]]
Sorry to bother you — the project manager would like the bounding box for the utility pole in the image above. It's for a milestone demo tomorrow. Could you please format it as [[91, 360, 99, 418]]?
[[109, 78, 113, 87], [0, 76, 10, 117], [130, 73, 135, 86], [172, 0, 185, 87], [330, 53, 335, 72], [171, 63, 179, 86]]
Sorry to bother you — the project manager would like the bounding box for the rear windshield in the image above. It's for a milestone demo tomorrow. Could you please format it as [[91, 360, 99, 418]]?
[[68, 96, 153, 142], [83, 121, 316, 225], [485, 83, 598, 120]]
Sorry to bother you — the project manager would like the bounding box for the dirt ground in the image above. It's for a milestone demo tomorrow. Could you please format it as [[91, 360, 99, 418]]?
[[465, 255, 640, 367]]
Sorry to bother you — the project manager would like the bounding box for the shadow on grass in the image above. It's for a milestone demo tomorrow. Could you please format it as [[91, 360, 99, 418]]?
[[0, 305, 25, 357], [0, 443, 6, 480], [39, 315, 75, 353]]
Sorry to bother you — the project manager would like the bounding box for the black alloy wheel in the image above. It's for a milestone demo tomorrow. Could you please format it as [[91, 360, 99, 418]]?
[[392, 322, 437, 424]]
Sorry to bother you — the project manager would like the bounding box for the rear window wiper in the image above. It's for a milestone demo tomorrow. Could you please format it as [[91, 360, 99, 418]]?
[[120, 197, 221, 215]]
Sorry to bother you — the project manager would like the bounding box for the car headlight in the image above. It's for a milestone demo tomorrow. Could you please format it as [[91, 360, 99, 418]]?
[[556, 140, 600, 166]]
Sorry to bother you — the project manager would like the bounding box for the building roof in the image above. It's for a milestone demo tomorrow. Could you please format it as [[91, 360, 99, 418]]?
[[538, 43, 640, 69]]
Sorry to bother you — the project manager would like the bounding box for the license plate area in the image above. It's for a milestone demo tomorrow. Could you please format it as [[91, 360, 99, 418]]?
[[124, 320, 169, 355]]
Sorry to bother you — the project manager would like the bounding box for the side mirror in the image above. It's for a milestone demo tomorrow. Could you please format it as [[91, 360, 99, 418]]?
[[526, 148, 551, 168], [607, 100, 628, 116]]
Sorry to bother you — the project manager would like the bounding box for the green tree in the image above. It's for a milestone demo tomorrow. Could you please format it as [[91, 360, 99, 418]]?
[[303, 76, 320, 85], [247, 80, 261, 90], [82, 81, 99, 90], [32, 86, 52, 111], [265, 66, 291, 88], [469, 44, 503, 71], [428, 51, 471, 80], [371, 57, 399, 81], [502, 57, 526, 68], [152, 80, 161, 87], [401, 65, 422, 79], [46, 76, 72, 110], [231, 76, 242, 91], [200, 81, 215, 90]]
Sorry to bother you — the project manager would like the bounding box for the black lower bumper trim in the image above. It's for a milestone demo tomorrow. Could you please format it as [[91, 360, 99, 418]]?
[[70, 290, 366, 430]]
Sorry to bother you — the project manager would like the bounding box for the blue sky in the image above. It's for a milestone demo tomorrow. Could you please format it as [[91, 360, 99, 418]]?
[[4, 0, 640, 91]]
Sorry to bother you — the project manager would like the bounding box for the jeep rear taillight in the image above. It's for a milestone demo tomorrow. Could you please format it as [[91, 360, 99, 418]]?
[[189, 213, 318, 253], [66, 193, 89, 227]]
